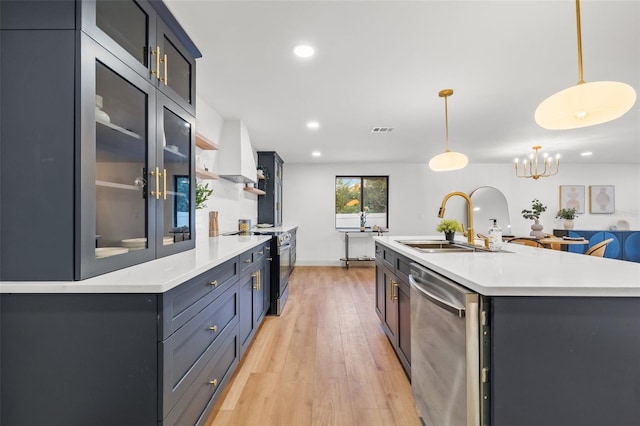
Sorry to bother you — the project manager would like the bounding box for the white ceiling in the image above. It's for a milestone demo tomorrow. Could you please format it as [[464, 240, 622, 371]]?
[[165, 0, 640, 165]]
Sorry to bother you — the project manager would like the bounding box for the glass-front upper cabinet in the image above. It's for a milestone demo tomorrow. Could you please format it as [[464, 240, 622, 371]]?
[[80, 34, 157, 279], [156, 93, 195, 256], [82, 0, 197, 114]]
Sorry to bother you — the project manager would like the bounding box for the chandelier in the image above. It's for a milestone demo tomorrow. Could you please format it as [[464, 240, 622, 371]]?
[[514, 146, 559, 180]]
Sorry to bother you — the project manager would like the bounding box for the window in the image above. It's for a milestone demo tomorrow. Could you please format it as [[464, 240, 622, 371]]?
[[174, 176, 190, 228], [335, 176, 388, 229]]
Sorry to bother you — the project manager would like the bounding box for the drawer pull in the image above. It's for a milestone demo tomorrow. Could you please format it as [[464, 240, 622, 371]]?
[[209, 280, 218, 287], [258, 250, 264, 255], [208, 379, 218, 387], [243, 259, 252, 263], [208, 325, 218, 332], [267, 257, 273, 261]]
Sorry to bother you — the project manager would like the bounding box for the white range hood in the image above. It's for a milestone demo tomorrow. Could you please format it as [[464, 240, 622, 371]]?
[[217, 120, 257, 184]]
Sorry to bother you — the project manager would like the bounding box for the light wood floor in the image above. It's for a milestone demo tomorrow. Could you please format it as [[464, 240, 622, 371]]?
[[206, 266, 420, 426]]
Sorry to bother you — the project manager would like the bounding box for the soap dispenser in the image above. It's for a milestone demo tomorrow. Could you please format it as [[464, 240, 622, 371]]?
[[488, 219, 503, 250]]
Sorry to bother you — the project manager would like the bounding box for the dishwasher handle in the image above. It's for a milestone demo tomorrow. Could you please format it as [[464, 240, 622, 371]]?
[[409, 274, 466, 318]]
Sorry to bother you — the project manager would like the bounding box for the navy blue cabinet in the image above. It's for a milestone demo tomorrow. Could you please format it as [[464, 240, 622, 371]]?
[[554, 229, 640, 262], [0, 247, 272, 425], [0, 0, 201, 280]]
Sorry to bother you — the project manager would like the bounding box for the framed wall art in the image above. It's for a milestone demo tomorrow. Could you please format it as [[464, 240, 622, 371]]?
[[559, 185, 585, 214], [589, 185, 615, 214]]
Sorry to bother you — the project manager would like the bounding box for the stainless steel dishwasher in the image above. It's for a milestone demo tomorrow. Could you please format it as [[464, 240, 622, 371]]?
[[409, 263, 484, 426]]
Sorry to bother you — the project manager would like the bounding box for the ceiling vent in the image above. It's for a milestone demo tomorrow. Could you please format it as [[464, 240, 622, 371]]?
[[371, 127, 394, 133]]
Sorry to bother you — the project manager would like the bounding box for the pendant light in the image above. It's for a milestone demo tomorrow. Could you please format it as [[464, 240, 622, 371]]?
[[535, 0, 636, 130], [429, 89, 468, 171]]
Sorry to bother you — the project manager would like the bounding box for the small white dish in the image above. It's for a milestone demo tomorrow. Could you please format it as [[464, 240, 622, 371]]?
[[256, 223, 274, 228], [166, 145, 179, 153]]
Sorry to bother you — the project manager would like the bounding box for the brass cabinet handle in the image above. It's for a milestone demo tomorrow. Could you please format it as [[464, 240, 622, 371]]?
[[208, 325, 218, 332], [163, 53, 168, 85], [390, 279, 398, 302], [257, 270, 261, 290], [258, 250, 264, 255], [208, 379, 218, 387], [162, 168, 167, 200], [209, 280, 218, 287], [243, 258, 252, 264], [152, 46, 161, 80], [267, 257, 273, 261], [150, 167, 160, 199]]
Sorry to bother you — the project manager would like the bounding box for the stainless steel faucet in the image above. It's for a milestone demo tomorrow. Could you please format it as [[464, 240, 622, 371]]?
[[438, 191, 475, 245]]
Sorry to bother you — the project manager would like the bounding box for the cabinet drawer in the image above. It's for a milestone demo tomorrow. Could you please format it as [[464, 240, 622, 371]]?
[[162, 327, 239, 426], [160, 257, 238, 339], [375, 243, 395, 269], [239, 250, 255, 274], [395, 253, 412, 283], [254, 242, 270, 263], [161, 283, 238, 417]]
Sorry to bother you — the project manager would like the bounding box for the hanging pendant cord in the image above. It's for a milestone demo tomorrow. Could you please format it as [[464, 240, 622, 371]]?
[[576, 0, 585, 84], [444, 95, 450, 152]]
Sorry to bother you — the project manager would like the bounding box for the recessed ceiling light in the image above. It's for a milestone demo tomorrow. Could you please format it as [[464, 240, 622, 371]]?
[[293, 44, 315, 58], [311, 151, 322, 157], [581, 151, 593, 156], [306, 121, 320, 129]]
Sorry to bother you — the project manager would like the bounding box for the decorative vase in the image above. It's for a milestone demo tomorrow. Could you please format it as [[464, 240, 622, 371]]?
[[445, 232, 455, 242], [360, 226, 365, 232], [530, 219, 545, 238], [564, 219, 574, 230]]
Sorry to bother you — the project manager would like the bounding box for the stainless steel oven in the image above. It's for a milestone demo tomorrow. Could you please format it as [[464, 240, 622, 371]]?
[[409, 263, 486, 426], [260, 230, 291, 316], [276, 236, 291, 314]]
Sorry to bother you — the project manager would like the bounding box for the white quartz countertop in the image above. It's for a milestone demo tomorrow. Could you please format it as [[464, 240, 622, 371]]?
[[374, 235, 640, 297], [0, 235, 271, 294]]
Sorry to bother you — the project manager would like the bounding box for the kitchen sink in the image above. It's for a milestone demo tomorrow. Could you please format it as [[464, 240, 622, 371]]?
[[396, 240, 510, 253], [397, 240, 476, 253]]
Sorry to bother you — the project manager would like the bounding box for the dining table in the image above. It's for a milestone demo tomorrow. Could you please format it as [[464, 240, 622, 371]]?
[[537, 237, 590, 250]]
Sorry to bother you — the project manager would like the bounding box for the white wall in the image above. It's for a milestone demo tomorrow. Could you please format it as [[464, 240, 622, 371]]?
[[194, 96, 259, 238], [284, 162, 640, 266]]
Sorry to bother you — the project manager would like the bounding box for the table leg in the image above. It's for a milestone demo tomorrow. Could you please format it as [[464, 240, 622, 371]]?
[[344, 232, 349, 269]]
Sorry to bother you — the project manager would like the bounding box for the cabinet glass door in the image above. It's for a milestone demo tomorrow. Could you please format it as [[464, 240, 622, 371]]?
[[158, 94, 194, 251], [157, 20, 196, 114], [95, 61, 150, 258], [96, 0, 149, 66], [83, 0, 156, 81]]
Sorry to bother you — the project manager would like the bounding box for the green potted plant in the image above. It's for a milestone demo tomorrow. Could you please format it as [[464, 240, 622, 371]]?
[[436, 218, 463, 241], [556, 207, 578, 230], [195, 182, 213, 210], [521, 198, 547, 238]]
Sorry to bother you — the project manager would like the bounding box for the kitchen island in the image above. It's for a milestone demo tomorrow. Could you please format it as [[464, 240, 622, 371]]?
[[374, 235, 640, 426], [0, 235, 272, 426]]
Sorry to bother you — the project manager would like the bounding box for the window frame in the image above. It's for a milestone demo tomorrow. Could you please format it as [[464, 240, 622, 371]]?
[[335, 175, 389, 230]]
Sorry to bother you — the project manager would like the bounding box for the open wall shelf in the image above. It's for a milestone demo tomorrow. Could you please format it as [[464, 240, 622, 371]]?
[[195, 133, 219, 150], [195, 168, 219, 180]]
